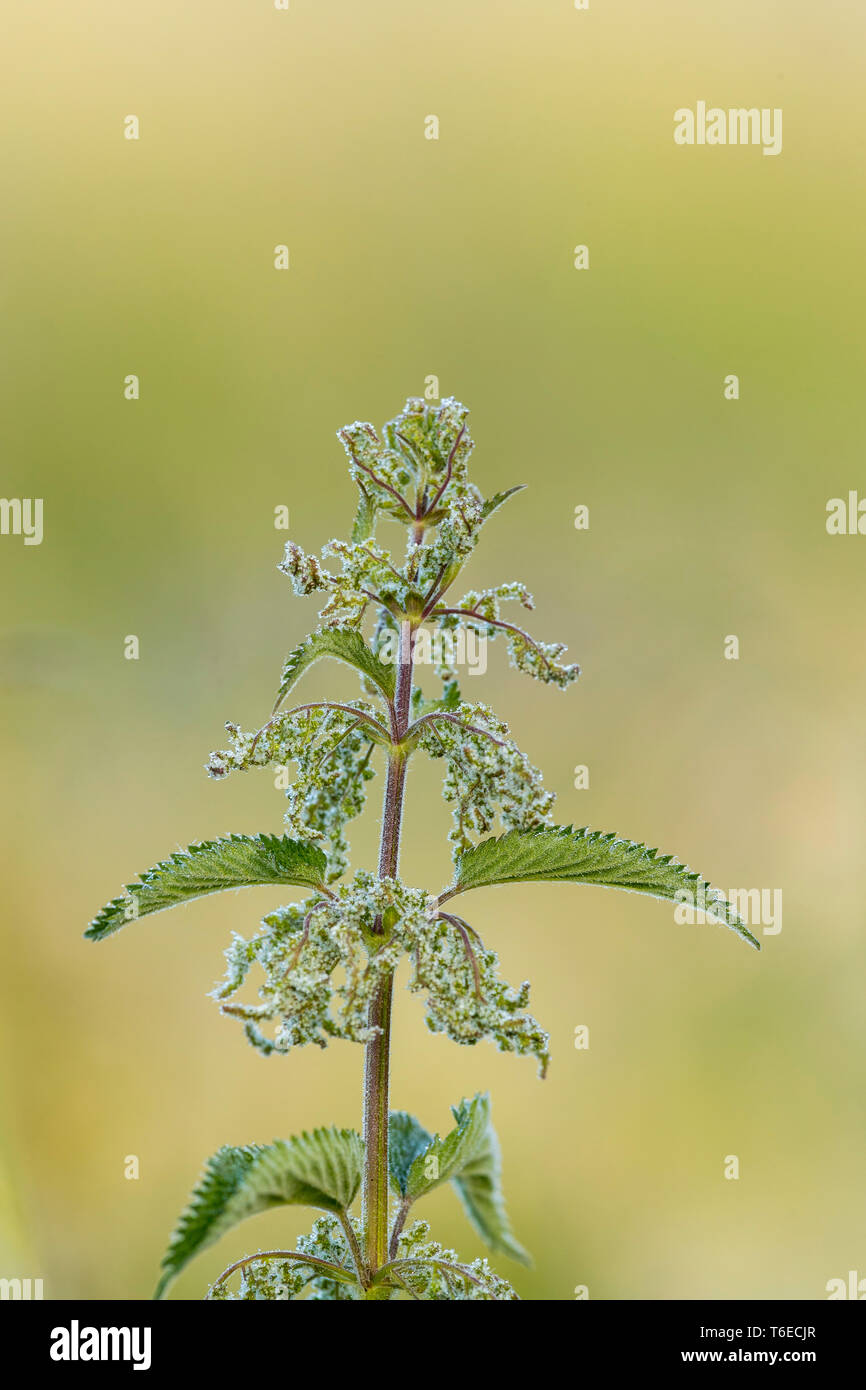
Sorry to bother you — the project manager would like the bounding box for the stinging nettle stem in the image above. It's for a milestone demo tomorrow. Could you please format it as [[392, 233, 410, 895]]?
[[362, 616, 414, 1279]]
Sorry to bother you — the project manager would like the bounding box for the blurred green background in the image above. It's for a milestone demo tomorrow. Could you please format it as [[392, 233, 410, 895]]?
[[2, 0, 864, 1301]]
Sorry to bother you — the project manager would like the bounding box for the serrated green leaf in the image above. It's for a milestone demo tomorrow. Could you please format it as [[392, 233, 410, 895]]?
[[154, 1144, 262, 1299], [399, 1095, 528, 1264], [273, 627, 396, 712], [155, 1128, 364, 1298], [388, 1112, 433, 1198], [450, 1099, 530, 1265], [404, 1093, 490, 1201], [480, 485, 525, 524], [86, 833, 327, 942], [443, 825, 760, 950]]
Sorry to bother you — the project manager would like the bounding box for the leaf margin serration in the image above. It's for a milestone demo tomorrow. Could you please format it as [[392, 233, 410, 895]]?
[[85, 833, 328, 942], [273, 626, 396, 714], [443, 824, 760, 950]]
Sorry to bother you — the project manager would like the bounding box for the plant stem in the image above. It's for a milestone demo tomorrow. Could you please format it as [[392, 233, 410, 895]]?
[[362, 972, 395, 1278], [362, 618, 414, 1277]]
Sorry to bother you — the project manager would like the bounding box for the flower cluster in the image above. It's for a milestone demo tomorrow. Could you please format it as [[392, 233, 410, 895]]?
[[339, 396, 476, 529], [207, 705, 378, 880], [277, 540, 332, 597], [212, 902, 341, 1053], [435, 582, 580, 689], [208, 1214, 361, 1301], [207, 1215, 518, 1301], [318, 537, 411, 627], [412, 914, 550, 1077], [211, 876, 431, 1053], [211, 871, 548, 1073], [389, 1221, 518, 1300], [414, 700, 555, 855]]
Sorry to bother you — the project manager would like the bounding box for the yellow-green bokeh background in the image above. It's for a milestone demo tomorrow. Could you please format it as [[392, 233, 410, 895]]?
[[2, 0, 864, 1300]]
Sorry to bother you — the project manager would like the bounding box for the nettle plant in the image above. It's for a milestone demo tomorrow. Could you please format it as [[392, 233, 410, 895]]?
[[87, 398, 759, 1301]]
